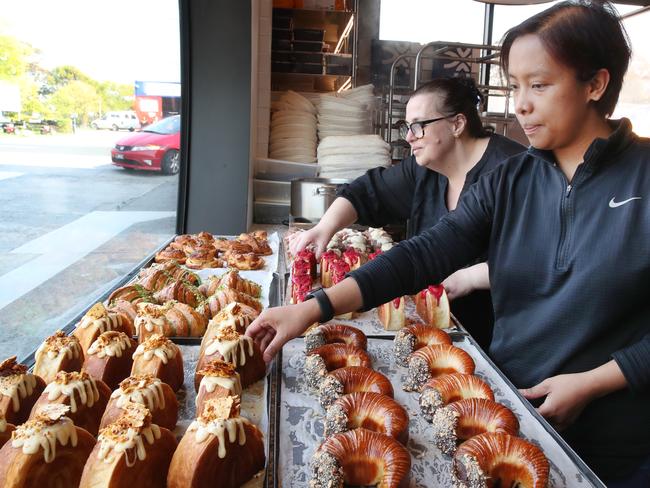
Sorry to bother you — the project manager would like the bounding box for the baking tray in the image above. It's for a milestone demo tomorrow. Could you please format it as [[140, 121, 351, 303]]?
[[268, 335, 606, 487]]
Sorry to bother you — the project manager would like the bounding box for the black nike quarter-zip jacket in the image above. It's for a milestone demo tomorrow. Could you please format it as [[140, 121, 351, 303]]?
[[350, 119, 650, 479]]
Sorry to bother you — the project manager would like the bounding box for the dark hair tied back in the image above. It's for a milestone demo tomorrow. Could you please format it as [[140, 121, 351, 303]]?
[[412, 76, 489, 138]]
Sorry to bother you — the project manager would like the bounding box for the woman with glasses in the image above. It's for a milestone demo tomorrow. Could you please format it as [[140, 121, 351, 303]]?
[[253, 1, 650, 484], [289, 76, 525, 349]]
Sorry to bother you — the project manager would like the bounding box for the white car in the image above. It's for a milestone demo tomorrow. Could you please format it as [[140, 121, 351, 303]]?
[[90, 111, 140, 131]]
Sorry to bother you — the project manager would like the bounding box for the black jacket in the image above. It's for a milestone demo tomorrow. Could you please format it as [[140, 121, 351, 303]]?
[[338, 133, 525, 348], [350, 119, 650, 479]]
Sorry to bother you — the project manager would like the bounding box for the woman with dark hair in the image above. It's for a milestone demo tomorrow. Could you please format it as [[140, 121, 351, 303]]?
[[289, 76, 525, 348], [249, 1, 650, 484]]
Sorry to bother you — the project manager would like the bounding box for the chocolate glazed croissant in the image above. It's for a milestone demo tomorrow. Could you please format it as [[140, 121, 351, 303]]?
[[0, 405, 96, 488], [310, 428, 411, 488], [325, 392, 409, 444], [167, 396, 266, 488], [454, 432, 549, 488]]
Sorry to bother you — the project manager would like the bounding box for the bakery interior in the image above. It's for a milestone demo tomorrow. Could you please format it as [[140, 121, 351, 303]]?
[[1, 0, 650, 486]]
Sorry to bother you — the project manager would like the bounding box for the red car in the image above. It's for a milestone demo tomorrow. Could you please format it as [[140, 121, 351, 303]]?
[[111, 115, 180, 174]]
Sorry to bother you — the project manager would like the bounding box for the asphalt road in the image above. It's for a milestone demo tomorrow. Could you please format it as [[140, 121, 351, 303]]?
[[0, 129, 179, 361]]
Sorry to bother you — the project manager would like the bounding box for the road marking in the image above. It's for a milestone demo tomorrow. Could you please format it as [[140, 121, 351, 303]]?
[[0, 171, 24, 181], [0, 211, 175, 310], [0, 153, 109, 169]]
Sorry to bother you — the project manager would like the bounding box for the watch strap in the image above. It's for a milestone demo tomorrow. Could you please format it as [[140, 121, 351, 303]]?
[[305, 288, 335, 323]]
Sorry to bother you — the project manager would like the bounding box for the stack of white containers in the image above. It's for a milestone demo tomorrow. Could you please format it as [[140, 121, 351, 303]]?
[[316, 84, 390, 179], [269, 91, 318, 163]]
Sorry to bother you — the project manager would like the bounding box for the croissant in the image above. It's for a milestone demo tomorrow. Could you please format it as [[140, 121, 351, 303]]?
[[394, 323, 452, 366], [195, 361, 242, 416], [131, 335, 184, 393], [377, 297, 407, 331], [454, 432, 549, 488], [33, 330, 84, 384], [107, 300, 138, 328], [72, 303, 135, 356], [136, 268, 174, 292], [108, 285, 155, 306], [325, 392, 409, 444], [167, 396, 266, 488], [420, 373, 494, 422], [0, 405, 95, 487], [415, 284, 451, 328], [83, 331, 137, 390], [199, 269, 262, 298], [404, 344, 475, 392], [310, 428, 410, 488], [236, 232, 273, 255], [185, 249, 225, 269], [197, 287, 262, 320], [73, 303, 134, 357], [182, 239, 216, 256], [169, 234, 195, 251], [100, 375, 178, 431], [0, 415, 14, 449], [138, 261, 200, 286], [135, 301, 207, 340], [0, 356, 46, 425], [79, 402, 177, 488], [154, 246, 187, 264], [319, 366, 394, 408], [29, 371, 111, 437], [431, 398, 519, 455], [224, 251, 265, 270], [153, 280, 205, 308], [305, 323, 367, 352], [305, 344, 372, 392], [195, 325, 265, 390]]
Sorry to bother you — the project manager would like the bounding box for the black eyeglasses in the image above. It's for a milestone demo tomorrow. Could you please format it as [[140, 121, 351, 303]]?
[[396, 116, 452, 139]]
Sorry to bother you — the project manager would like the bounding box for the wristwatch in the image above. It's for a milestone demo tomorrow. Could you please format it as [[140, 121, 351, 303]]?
[[305, 287, 335, 323]]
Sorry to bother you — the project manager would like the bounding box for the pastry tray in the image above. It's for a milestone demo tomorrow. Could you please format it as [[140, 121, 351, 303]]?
[[268, 335, 606, 487]]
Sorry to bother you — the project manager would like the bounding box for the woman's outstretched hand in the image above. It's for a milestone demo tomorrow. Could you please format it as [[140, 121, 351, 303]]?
[[287, 225, 332, 260], [246, 301, 319, 363]]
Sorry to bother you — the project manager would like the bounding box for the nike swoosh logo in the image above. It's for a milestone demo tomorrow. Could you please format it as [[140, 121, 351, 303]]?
[[609, 197, 642, 208]]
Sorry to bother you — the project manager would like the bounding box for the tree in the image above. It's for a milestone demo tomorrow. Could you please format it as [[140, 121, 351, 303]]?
[[0, 35, 33, 80], [50, 80, 101, 126]]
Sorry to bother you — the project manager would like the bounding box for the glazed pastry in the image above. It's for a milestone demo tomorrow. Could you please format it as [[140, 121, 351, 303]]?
[[292, 249, 317, 281], [199, 269, 262, 298], [167, 396, 266, 488], [79, 402, 177, 488], [107, 300, 138, 331], [0, 405, 95, 487], [182, 238, 216, 256], [135, 301, 207, 340], [83, 331, 137, 390], [342, 247, 366, 271], [325, 392, 409, 444], [30, 371, 111, 436], [196, 325, 265, 390], [153, 280, 205, 308], [453, 432, 549, 488], [212, 237, 232, 253], [319, 249, 342, 288], [224, 251, 265, 270], [236, 232, 273, 255], [0, 414, 15, 449], [73, 303, 134, 357], [304, 323, 367, 352], [420, 373, 494, 422], [0, 356, 46, 425], [377, 296, 407, 331], [169, 234, 195, 251], [394, 323, 452, 366], [195, 361, 242, 416], [318, 366, 394, 408], [197, 287, 262, 320], [290, 273, 312, 304], [305, 344, 372, 391], [431, 398, 519, 455], [131, 335, 184, 393], [404, 344, 475, 392], [310, 428, 410, 488], [100, 375, 178, 432], [108, 285, 155, 307], [154, 246, 187, 264], [415, 284, 451, 328], [185, 249, 225, 269], [203, 302, 258, 339], [33, 330, 84, 383]]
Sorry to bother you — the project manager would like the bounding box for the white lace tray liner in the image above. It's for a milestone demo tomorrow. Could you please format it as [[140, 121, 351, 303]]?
[[277, 337, 600, 488]]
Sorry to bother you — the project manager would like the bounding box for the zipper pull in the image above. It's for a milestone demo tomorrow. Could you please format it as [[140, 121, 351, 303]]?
[[565, 184, 572, 197]]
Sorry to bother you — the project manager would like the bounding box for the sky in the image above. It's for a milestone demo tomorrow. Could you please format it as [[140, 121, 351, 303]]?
[[0, 0, 181, 85]]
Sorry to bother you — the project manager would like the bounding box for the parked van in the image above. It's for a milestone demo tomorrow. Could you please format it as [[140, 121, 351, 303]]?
[[90, 111, 140, 131]]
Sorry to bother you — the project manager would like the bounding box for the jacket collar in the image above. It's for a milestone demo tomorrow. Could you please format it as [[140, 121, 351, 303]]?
[[526, 118, 636, 167]]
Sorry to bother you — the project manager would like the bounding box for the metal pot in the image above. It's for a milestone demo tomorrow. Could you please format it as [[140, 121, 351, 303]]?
[[290, 177, 350, 222]]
